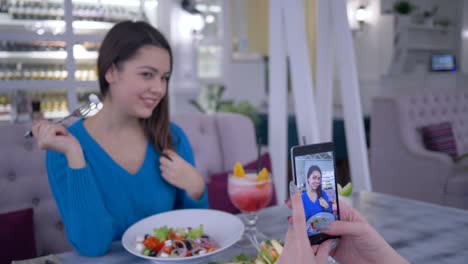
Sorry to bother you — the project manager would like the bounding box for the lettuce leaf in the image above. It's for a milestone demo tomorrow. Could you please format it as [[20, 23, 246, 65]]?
[[187, 224, 204, 239], [153, 226, 169, 241]]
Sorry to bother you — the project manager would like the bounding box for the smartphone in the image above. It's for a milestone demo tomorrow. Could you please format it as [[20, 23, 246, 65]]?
[[290, 142, 340, 245]]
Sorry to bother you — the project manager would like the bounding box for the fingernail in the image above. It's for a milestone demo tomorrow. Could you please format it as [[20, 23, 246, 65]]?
[[331, 239, 339, 249], [289, 181, 297, 195], [316, 222, 330, 231]]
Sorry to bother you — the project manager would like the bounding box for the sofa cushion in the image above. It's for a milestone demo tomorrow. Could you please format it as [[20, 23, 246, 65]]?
[[0, 208, 37, 263], [420, 122, 458, 159], [207, 153, 277, 214], [171, 114, 224, 182]]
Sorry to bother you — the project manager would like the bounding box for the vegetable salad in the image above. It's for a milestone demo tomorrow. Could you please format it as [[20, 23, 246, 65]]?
[[136, 224, 218, 258], [210, 239, 284, 264]]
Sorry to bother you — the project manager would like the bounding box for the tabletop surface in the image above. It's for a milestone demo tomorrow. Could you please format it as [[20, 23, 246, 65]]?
[[57, 191, 468, 264]]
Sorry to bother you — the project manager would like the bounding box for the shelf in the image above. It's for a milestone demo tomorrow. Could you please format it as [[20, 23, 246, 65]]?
[[0, 51, 67, 63], [0, 80, 99, 91], [0, 14, 113, 40], [44, 111, 69, 119], [73, 33, 105, 43], [407, 45, 452, 51], [0, 49, 98, 64], [0, 80, 69, 91], [407, 25, 453, 32], [0, 115, 12, 122], [0, 31, 66, 42], [74, 80, 99, 89]]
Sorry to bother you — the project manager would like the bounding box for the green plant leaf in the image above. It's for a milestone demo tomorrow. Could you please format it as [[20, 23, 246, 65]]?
[[189, 99, 206, 113]]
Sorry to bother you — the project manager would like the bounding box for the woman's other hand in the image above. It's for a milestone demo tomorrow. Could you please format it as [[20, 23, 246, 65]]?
[[32, 120, 84, 168], [159, 149, 205, 200], [319, 197, 329, 209]]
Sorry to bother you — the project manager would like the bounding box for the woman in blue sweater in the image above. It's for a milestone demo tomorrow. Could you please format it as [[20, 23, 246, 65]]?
[[31, 21, 208, 256], [301, 165, 332, 222]]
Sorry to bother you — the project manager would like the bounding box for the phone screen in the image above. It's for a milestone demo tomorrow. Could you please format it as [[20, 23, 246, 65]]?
[[293, 149, 339, 243]]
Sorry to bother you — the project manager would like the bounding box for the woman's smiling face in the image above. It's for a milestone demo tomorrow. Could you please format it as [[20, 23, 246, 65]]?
[[105, 45, 171, 119], [308, 170, 321, 191]]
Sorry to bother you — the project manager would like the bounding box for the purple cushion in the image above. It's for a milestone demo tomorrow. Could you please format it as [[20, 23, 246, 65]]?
[[421, 122, 458, 159], [0, 208, 37, 263], [207, 153, 277, 214]]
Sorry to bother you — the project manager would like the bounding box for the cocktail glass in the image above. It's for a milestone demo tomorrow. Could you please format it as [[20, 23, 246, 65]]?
[[228, 171, 273, 248]]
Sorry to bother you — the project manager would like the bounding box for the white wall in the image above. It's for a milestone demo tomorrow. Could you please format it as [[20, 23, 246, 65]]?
[[331, 0, 394, 115], [224, 56, 267, 111], [340, 0, 463, 112], [348, 0, 393, 81]]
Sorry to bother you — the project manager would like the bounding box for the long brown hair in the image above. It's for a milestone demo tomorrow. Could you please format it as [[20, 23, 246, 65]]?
[[97, 21, 174, 153]]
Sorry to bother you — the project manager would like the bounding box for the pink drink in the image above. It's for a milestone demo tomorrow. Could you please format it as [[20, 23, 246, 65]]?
[[228, 173, 273, 213]]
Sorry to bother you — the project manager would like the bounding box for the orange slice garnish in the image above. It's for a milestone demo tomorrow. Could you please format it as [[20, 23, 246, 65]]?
[[256, 167, 269, 181], [233, 162, 245, 178]]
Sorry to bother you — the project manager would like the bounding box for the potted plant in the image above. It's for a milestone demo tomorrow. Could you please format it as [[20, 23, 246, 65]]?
[[422, 6, 438, 26], [190, 84, 260, 126], [393, 1, 414, 15]]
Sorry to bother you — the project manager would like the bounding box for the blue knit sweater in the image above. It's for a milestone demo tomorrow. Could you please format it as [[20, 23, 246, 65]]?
[[46, 119, 209, 256]]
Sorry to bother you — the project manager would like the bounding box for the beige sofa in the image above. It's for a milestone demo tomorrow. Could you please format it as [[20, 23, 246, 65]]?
[[370, 89, 468, 209], [0, 112, 257, 256]]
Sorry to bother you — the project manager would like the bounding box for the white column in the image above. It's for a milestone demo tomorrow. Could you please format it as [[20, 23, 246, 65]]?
[[157, 0, 176, 115], [331, 0, 371, 192], [283, 0, 320, 145], [222, 0, 232, 92], [269, 0, 288, 203], [315, 0, 334, 142], [64, 0, 76, 111]]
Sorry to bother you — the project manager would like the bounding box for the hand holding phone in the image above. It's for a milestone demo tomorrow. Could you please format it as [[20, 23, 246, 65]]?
[[277, 184, 334, 264], [290, 142, 341, 245]]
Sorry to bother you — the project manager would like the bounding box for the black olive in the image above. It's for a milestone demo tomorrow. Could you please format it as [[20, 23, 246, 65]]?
[[149, 250, 157, 256], [185, 241, 193, 250], [201, 234, 209, 239], [144, 234, 151, 239]]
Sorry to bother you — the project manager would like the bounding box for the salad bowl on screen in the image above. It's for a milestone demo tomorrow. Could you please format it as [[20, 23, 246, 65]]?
[[122, 209, 244, 264]]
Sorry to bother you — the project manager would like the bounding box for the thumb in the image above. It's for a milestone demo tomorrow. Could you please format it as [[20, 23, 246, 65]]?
[[321, 220, 364, 237], [315, 239, 333, 263]]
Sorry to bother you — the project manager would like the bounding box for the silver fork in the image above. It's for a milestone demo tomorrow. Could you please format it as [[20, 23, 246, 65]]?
[[24, 101, 100, 138]]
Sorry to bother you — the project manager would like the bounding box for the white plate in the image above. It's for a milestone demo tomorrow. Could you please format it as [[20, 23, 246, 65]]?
[[122, 209, 244, 264], [306, 212, 336, 235]]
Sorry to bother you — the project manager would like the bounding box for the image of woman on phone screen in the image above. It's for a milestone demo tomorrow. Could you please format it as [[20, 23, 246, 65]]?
[[301, 165, 332, 221]]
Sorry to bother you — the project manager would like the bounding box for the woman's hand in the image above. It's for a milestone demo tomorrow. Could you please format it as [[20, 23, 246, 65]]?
[[319, 197, 329, 209], [277, 185, 333, 264], [32, 120, 85, 168], [321, 202, 409, 264], [159, 149, 205, 200]]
